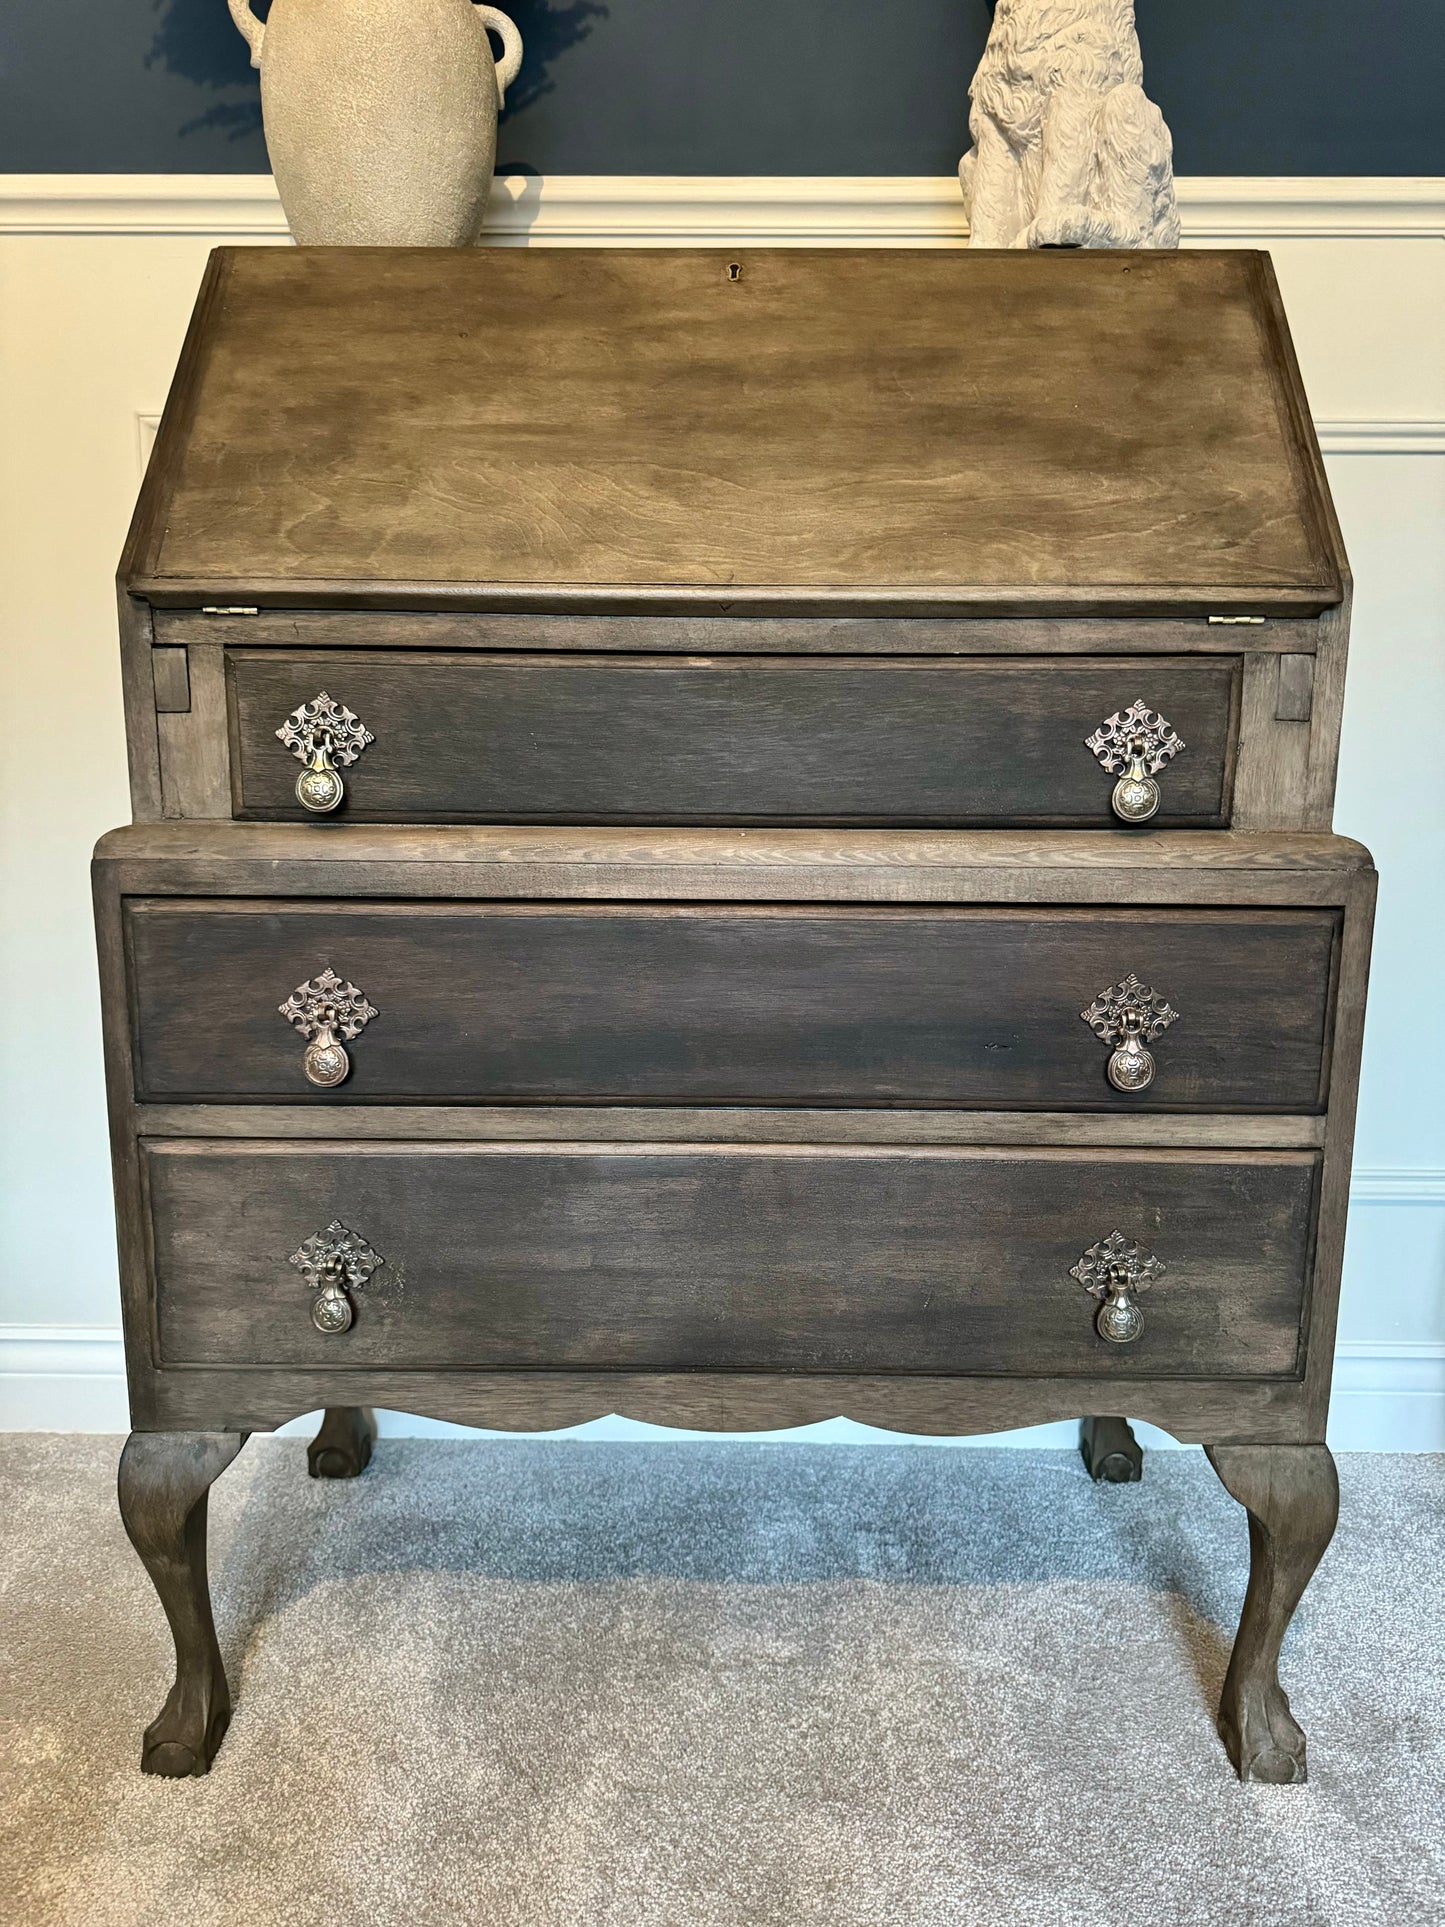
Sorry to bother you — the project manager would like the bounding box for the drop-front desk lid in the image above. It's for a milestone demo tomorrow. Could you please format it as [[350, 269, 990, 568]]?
[[123, 246, 1344, 618]]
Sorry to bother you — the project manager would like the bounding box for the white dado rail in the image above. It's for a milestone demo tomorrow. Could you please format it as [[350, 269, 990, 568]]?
[[4, 171, 1445, 238], [1, 173, 1442, 1444]]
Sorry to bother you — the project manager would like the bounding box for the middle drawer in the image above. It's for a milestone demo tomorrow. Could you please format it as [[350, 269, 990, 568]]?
[[126, 902, 1337, 1111]]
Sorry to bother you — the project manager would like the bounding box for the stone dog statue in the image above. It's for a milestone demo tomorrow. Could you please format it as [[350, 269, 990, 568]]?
[[960, 0, 1179, 248]]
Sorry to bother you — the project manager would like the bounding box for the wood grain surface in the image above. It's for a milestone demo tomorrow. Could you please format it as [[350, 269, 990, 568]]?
[[133, 1106, 1328, 1149], [155, 608, 1324, 657], [228, 651, 1237, 826], [93, 825, 1375, 917], [144, 1141, 1318, 1379], [123, 249, 1342, 614], [124, 901, 1338, 1111], [126, 1362, 1313, 1444]]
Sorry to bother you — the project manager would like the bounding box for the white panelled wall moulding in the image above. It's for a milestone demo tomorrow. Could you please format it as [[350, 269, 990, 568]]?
[[1312, 421, 1445, 455], [2, 172, 1445, 241], [3, 1328, 1444, 1450]]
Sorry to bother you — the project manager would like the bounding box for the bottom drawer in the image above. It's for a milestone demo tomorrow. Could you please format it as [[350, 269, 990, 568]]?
[[145, 1142, 1316, 1380]]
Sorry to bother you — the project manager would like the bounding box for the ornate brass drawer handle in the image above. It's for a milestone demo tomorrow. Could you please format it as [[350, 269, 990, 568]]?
[[1070, 1231, 1166, 1345], [1085, 700, 1185, 823], [1081, 973, 1179, 1093], [278, 968, 378, 1087], [288, 1220, 383, 1334], [276, 691, 374, 814]]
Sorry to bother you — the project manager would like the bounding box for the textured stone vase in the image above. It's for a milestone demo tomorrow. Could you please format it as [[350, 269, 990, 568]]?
[[228, 0, 522, 245]]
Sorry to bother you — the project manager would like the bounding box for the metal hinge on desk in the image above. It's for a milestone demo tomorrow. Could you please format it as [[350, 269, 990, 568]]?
[[201, 605, 259, 616], [1207, 615, 1266, 625]]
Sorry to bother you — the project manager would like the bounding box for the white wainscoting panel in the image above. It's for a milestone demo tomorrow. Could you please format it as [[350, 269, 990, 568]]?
[[1, 175, 1442, 1444], [3, 1325, 1443, 1450]]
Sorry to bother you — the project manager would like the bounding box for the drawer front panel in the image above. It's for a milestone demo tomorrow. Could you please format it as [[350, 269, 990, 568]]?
[[126, 903, 1337, 1111], [229, 652, 1238, 825], [146, 1142, 1316, 1378]]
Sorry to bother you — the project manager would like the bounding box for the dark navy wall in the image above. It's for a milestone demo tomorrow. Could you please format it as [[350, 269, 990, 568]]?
[[3, 0, 1442, 175]]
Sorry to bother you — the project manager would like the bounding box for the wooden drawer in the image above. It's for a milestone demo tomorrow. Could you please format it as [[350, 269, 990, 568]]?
[[227, 651, 1239, 826], [125, 902, 1337, 1112], [144, 1142, 1317, 1378]]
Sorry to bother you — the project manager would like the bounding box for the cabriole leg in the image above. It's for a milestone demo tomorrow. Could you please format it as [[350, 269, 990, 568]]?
[[1079, 1415, 1143, 1483], [117, 1430, 247, 1777], [308, 1406, 376, 1480], [1205, 1442, 1339, 1785]]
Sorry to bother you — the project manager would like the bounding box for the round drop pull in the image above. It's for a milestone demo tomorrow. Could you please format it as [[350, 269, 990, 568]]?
[[1070, 1232, 1166, 1345], [278, 968, 378, 1088], [1085, 701, 1185, 824], [288, 1220, 384, 1336], [1081, 973, 1179, 1095], [311, 1254, 355, 1332], [1095, 1265, 1146, 1343], [301, 1008, 351, 1087], [1105, 1006, 1155, 1091], [296, 733, 344, 814], [1112, 746, 1162, 824], [276, 692, 374, 815]]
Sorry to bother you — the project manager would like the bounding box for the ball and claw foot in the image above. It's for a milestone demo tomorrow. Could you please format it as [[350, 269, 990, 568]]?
[[1218, 1681, 1309, 1786], [307, 1406, 376, 1480], [1080, 1415, 1143, 1483], [117, 1430, 247, 1778], [141, 1685, 232, 1778], [1206, 1442, 1338, 1785]]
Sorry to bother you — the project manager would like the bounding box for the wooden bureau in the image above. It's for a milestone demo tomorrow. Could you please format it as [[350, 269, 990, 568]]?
[[101, 246, 1370, 1787]]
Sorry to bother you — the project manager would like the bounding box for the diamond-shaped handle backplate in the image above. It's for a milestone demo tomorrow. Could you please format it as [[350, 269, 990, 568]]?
[[1080, 973, 1180, 1049], [276, 692, 373, 813], [278, 969, 378, 1089], [1084, 700, 1186, 823], [1069, 1231, 1167, 1345], [288, 1220, 384, 1335], [1084, 701, 1184, 777], [276, 692, 374, 770], [1080, 973, 1179, 1094]]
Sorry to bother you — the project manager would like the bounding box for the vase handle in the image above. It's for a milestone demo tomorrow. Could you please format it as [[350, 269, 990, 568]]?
[[474, 6, 523, 107], [227, 0, 266, 68]]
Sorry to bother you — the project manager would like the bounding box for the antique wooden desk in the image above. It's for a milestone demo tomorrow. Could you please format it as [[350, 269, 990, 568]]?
[[99, 247, 1370, 1785]]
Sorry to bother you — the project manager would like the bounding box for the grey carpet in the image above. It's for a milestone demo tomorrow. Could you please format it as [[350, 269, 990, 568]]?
[[3, 1439, 1443, 1927]]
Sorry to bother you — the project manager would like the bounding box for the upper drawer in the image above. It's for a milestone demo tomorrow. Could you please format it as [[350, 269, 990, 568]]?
[[124, 901, 1337, 1111], [227, 651, 1239, 827]]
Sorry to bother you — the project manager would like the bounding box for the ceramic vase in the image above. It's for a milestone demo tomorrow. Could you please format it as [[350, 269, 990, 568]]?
[[228, 0, 522, 245]]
